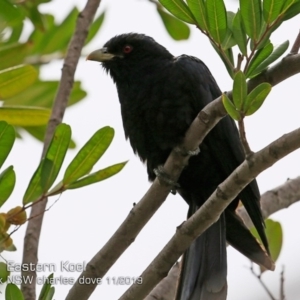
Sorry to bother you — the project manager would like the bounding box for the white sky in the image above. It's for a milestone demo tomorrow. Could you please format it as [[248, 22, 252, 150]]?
[[1, 0, 300, 299]]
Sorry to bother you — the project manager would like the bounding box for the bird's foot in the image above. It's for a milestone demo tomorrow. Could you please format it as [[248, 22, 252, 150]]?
[[174, 146, 200, 157], [154, 165, 180, 194]]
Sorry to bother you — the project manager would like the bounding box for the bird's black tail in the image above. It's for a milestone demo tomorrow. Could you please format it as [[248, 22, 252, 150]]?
[[176, 213, 227, 300], [225, 209, 275, 271], [176, 209, 275, 300]]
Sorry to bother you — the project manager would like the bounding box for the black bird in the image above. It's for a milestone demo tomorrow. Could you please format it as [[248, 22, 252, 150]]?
[[87, 33, 275, 300]]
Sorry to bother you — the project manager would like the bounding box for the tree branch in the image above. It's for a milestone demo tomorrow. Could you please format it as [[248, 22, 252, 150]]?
[[238, 176, 300, 228], [248, 54, 300, 91], [144, 262, 180, 300], [66, 52, 300, 300], [119, 125, 300, 300], [290, 30, 300, 54], [21, 1, 101, 299], [147, 175, 300, 300]]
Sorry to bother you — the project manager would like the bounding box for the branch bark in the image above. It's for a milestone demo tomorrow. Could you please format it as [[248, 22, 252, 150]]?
[[119, 126, 300, 300], [21, 1, 101, 299], [147, 175, 300, 300], [144, 262, 181, 300], [66, 53, 300, 300], [238, 176, 300, 228]]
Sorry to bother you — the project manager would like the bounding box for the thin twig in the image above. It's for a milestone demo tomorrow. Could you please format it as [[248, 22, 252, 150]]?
[[243, 17, 283, 73], [21, 1, 101, 299], [236, 53, 243, 71], [290, 30, 300, 54], [26, 194, 62, 221], [280, 266, 286, 300], [250, 263, 277, 300], [238, 118, 252, 156]]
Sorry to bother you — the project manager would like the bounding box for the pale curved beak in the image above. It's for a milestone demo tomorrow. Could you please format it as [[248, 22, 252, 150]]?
[[86, 47, 115, 62]]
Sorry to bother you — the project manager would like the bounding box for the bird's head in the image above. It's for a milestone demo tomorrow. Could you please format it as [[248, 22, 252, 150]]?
[[87, 33, 173, 81]]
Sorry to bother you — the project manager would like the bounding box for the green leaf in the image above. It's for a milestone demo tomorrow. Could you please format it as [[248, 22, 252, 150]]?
[[44, 287, 55, 300], [252, 40, 289, 76], [38, 273, 54, 300], [0, 261, 10, 282], [244, 83, 271, 115], [23, 124, 71, 204], [67, 162, 127, 189], [0, 166, 15, 208], [7, 22, 24, 44], [280, 0, 296, 14], [268, 18, 283, 35], [28, 14, 55, 55], [5, 283, 24, 300], [85, 12, 105, 45], [63, 127, 114, 185], [23, 161, 44, 204], [224, 48, 234, 78], [41, 124, 71, 192], [38, 8, 79, 55], [0, 121, 15, 169], [221, 11, 237, 50], [186, 0, 208, 30], [222, 93, 241, 120], [250, 219, 283, 273], [3, 81, 86, 108], [35, 0, 52, 3], [0, 42, 31, 70], [232, 10, 247, 55], [211, 42, 234, 78], [0, 0, 25, 27], [240, 0, 262, 41], [24, 126, 76, 149], [21, 4, 45, 32], [159, 0, 196, 24], [256, 18, 271, 50], [5, 243, 17, 252], [282, 1, 300, 21], [263, 0, 283, 23], [0, 65, 38, 99], [245, 42, 273, 78], [0, 106, 50, 126], [264, 219, 283, 263], [233, 71, 247, 110], [157, 7, 190, 40], [205, 0, 227, 44]]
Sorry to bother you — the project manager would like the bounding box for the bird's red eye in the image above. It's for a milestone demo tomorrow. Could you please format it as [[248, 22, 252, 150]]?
[[123, 45, 133, 54]]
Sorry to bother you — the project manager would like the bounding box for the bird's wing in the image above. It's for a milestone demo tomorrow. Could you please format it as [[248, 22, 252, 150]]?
[[207, 116, 268, 251], [173, 55, 268, 252]]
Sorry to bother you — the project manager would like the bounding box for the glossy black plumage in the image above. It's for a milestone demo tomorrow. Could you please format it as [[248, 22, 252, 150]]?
[[88, 33, 274, 300]]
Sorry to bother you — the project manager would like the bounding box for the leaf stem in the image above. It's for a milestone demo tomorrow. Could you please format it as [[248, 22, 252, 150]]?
[[250, 263, 277, 300], [196, 25, 235, 72], [244, 16, 284, 74], [238, 117, 252, 156]]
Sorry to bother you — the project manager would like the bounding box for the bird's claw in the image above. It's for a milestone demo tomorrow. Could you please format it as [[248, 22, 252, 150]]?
[[187, 147, 200, 156], [174, 146, 200, 157], [154, 165, 180, 194]]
